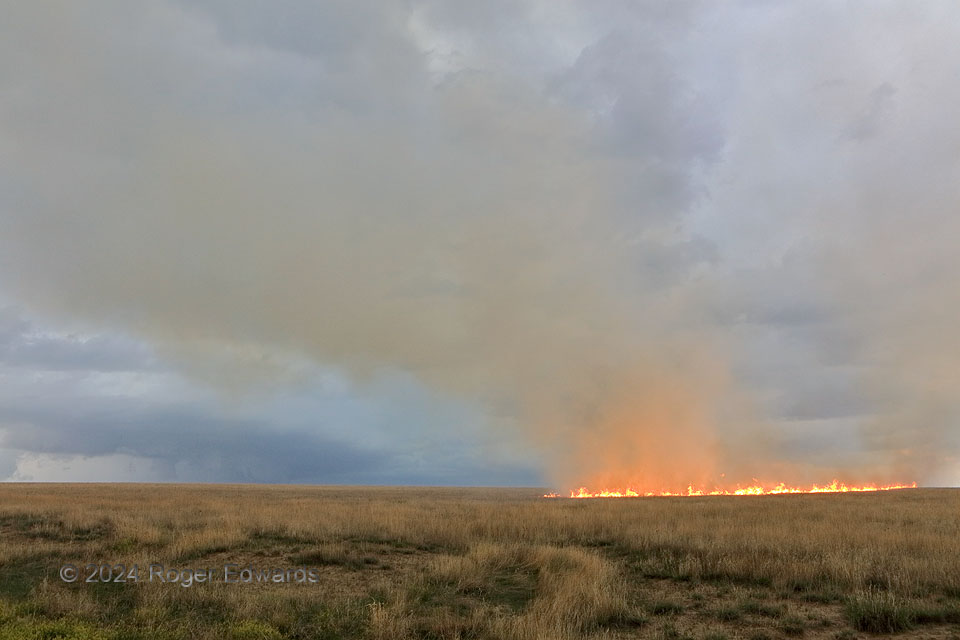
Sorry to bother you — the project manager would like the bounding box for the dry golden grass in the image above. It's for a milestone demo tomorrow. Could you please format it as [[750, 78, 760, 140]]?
[[0, 484, 958, 639]]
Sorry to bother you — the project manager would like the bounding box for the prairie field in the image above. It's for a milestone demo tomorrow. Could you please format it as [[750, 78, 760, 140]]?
[[0, 485, 958, 640]]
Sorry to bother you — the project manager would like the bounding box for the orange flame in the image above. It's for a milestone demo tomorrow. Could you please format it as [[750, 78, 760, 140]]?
[[544, 480, 917, 498]]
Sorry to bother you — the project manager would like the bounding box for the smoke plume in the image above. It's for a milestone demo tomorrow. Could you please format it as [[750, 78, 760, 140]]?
[[1, 2, 958, 488]]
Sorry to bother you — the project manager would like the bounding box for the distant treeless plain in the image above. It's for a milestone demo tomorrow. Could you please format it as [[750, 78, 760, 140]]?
[[1, 484, 959, 639]]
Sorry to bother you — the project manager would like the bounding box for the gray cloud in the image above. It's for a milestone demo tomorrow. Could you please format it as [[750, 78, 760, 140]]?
[[1, 401, 381, 483], [842, 82, 897, 142], [0, 322, 537, 485], [0, 307, 155, 372]]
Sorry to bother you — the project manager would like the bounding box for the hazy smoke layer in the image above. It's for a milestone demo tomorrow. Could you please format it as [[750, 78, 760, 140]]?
[[1, 2, 958, 488]]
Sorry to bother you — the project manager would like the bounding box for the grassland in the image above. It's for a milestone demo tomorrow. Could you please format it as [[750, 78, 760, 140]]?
[[0, 484, 958, 640]]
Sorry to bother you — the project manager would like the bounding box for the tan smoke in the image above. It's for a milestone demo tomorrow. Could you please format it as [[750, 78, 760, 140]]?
[[2, 2, 958, 490], [0, 5, 752, 492]]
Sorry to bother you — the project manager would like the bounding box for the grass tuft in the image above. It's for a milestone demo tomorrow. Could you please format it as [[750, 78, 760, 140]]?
[[779, 614, 807, 636], [845, 588, 912, 633]]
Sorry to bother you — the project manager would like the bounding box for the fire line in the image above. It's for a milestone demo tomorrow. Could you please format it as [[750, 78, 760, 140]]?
[[543, 480, 917, 498]]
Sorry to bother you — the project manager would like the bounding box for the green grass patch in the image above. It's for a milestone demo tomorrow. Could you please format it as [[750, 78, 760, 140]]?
[[109, 538, 137, 555], [244, 529, 314, 547], [294, 602, 369, 640], [658, 622, 694, 640], [83, 579, 138, 622], [345, 537, 448, 554], [910, 603, 960, 624], [709, 606, 741, 622], [0, 619, 109, 640], [738, 599, 785, 618], [174, 544, 234, 562], [0, 514, 111, 543], [288, 549, 376, 570], [230, 620, 283, 640], [779, 614, 807, 636], [596, 608, 648, 629], [800, 589, 842, 604], [650, 600, 684, 615], [165, 594, 233, 625], [483, 569, 538, 611], [0, 554, 59, 600], [846, 588, 960, 632]]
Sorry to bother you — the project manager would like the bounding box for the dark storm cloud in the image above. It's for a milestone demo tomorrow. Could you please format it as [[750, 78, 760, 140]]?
[[0, 397, 383, 483], [0, 365, 534, 485]]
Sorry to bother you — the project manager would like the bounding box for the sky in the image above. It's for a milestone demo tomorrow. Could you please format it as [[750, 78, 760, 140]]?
[[1, 1, 958, 489]]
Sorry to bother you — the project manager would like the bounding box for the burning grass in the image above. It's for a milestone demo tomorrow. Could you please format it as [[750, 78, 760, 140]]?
[[558, 480, 918, 498], [0, 484, 958, 639]]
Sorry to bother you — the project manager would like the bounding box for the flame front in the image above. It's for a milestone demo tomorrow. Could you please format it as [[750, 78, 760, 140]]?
[[545, 480, 917, 498]]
